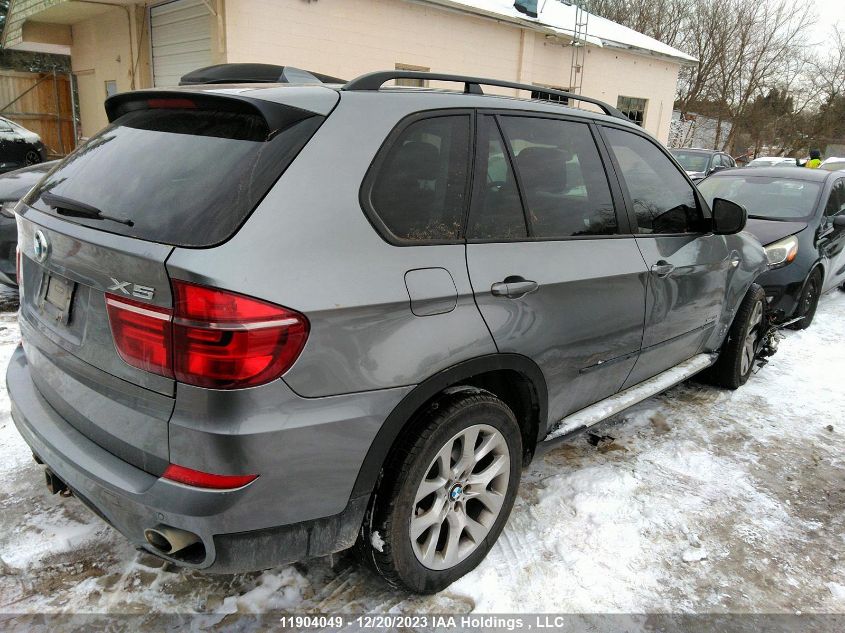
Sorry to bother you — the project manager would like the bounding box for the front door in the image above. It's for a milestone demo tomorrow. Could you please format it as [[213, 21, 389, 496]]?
[[820, 177, 845, 292], [466, 113, 648, 424], [599, 125, 733, 388]]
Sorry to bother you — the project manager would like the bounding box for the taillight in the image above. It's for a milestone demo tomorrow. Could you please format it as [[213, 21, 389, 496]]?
[[105, 295, 173, 377], [162, 463, 257, 490], [105, 281, 309, 389]]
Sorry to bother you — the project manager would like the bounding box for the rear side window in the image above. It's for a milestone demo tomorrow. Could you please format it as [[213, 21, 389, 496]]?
[[367, 115, 470, 242], [499, 116, 617, 238], [27, 106, 323, 247], [603, 127, 704, 235], [467, 116, 527, 240]]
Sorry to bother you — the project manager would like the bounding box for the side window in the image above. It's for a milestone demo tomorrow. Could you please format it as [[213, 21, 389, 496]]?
[[498, 116, 618, 238], [825, 179, 845, 217], [369, 115, 470, 242], [603, 127, 704, 235], [724, 154, 736, 168], [467, 117, 528, 240]]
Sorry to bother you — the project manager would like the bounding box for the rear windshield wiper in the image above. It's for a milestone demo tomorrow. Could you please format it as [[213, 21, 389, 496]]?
[[41, 192, 134, 227]]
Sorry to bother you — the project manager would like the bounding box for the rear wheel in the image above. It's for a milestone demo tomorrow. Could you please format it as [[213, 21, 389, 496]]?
[[788, 270, 821, 330], [357, 391, 522, 593], [704, 284, 767, 390]]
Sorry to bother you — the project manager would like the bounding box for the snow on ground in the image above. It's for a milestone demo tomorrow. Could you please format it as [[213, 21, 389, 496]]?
[[0, 290, 844, 617]]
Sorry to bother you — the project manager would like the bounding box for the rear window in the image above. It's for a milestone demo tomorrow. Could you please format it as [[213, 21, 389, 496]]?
[[27, 107, 323, 247]]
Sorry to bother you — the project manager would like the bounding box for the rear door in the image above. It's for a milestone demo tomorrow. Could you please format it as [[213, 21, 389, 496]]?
[[466, 113, 647, 423], [16, 93, 326, 472], [599, 125, 733, 387]]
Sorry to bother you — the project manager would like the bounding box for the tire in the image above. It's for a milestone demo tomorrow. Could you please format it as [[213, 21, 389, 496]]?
[[24, 149, 41, 166], [356, 390, 522, 593], [788, 270, 821, 330], [704, 284, 767, 390]]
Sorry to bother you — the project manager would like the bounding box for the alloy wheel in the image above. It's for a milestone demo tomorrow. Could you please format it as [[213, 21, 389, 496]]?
[[410, 423, 510, 570], [740, 300, 764, 376]]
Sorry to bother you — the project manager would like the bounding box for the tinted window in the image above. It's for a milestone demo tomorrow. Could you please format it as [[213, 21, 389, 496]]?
[[697, 175, 822, 221], [604, 127, 703, 234], [467, 117, 527, 240], [825, 179, 845, 217], [27, 107, 322, 247], [370, 115, 470, 242], [499, 116, 617, 238], [723, 154, 736, 168]]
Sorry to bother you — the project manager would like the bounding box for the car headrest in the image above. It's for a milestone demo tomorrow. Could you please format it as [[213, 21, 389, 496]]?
[[516, 146, 568, 193]]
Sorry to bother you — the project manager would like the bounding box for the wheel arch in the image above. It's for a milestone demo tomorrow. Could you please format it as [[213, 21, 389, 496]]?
[[350, 353, 548, 498]]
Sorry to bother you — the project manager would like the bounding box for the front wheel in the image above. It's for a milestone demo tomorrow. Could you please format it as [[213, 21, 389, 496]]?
[[357, 391, 522, 593], [704, 284, 767, 390], [788, 270, 821, 330]]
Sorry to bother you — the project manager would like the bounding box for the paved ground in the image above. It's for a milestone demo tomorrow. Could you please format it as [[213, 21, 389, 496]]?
[[0, 290, 844, 619]]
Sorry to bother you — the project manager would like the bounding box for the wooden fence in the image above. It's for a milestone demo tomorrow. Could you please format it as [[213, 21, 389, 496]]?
[[0, 69, 76, 157]]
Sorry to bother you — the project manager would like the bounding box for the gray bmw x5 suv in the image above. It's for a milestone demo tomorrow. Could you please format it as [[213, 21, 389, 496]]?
[[8, 65, 769, 593]]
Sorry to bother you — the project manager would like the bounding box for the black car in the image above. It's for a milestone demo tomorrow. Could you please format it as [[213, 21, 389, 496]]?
[[698, 167, 845, 329], [0, 161, 56, 286], [670, 148, 736, 182], [0, 117, 47, 173]]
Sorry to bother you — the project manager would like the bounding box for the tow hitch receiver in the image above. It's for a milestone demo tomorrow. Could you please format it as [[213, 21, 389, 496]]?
[[45, 469, 71, 497]]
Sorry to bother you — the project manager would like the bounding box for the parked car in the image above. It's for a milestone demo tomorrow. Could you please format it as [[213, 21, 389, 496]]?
[[0, 161, 57, 286], [698, 167, 845, 329], [669, 148, 736, 181], [0, 117, 47, 173], [8, 66, 770, 594], [746, 156, 799, 168], [820, 157, 845, 172]]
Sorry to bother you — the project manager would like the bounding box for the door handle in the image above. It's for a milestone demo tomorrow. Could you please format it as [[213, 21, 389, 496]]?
[[650, 261, 675, 277], [491, 277, 539, 299]]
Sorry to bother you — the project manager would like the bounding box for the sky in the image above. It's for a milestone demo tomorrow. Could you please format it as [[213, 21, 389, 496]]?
[[810, 0, 845, 47]]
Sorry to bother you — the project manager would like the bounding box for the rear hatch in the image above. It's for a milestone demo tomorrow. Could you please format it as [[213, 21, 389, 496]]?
[[16, 89, 328, 474]]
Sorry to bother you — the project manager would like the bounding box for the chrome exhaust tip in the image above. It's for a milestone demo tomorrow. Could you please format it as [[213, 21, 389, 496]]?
[[144, 525, 200, 555]]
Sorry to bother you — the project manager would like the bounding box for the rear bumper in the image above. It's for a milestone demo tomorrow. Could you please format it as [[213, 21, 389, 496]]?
[[7, 345, 399, 572]]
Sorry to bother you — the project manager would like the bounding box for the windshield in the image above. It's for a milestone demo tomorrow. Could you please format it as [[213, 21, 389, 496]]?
[[821, 161, 845, 171], [670, 151, 709, 172], [27, 106, 323, 247], [697, 175, 821, 221]]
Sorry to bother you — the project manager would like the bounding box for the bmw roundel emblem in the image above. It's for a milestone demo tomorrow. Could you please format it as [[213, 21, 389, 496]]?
[[33, 229, 49, 263]]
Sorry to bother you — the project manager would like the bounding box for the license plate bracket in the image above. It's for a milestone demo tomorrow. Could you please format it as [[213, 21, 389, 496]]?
[[38, 272, 76, 325]]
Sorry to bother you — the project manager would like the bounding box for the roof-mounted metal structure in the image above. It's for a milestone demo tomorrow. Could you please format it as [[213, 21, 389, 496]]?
[[179, 64, 345, 86], [342, 70, 627, 120]]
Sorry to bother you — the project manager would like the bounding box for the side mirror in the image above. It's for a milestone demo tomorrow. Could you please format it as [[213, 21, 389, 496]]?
[[709, 165, 727, 175], [833, 215, 845, 229], [711, 198, 747, 235]]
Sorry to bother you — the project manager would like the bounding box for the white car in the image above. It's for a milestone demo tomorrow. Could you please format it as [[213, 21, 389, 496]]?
[[746, 156, 798, 168], [820, 157, 845, 171]]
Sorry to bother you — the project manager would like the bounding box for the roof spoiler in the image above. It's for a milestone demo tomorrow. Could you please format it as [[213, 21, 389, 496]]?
[[179, 64, 346, 86], [343, 70, 628, 120], [104, 90, 318, 137]]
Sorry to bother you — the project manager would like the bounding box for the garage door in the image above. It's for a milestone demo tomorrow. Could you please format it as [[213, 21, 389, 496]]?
[[150, 0, 213, 87]]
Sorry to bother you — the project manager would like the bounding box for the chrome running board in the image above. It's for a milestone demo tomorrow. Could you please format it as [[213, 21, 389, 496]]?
[[544, 353, 717, 442]]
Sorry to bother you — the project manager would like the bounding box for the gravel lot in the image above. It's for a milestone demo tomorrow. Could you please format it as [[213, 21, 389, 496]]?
[[1, 289, 844, 620]]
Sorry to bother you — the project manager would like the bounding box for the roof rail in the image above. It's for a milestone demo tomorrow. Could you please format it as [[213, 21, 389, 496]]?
[[179, 63, 346, 86], [342, 71, 628, 120]]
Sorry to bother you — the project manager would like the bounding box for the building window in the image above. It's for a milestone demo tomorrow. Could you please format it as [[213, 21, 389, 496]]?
[[617, 96, 647, 126], [531, 84, 569, 105], [395, 63, 429, 88], [104, 80, 117, 97]]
